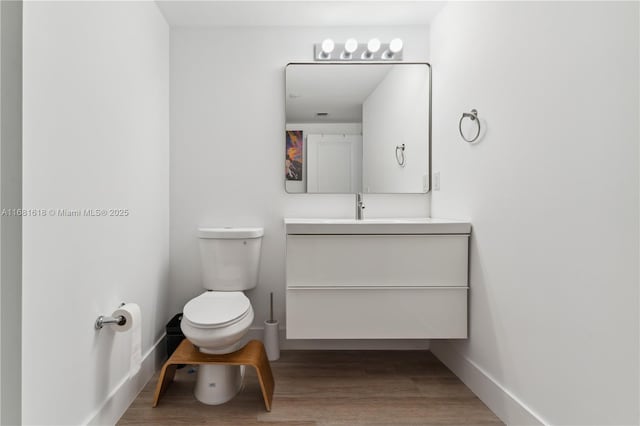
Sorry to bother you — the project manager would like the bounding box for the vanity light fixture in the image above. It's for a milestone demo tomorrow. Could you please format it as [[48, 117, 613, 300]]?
[[314, 38, 403, 62]]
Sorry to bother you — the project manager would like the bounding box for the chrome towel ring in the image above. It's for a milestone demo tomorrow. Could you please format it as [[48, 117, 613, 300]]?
[[459, 109, 481, 143], [395, 144, 406, 167]]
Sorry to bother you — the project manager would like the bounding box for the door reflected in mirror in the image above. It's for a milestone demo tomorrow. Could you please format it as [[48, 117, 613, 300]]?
[[285, 63, 430, 194]]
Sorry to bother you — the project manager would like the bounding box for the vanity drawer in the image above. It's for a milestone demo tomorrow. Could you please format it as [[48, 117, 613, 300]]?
[[286, 287, 467, 339], [286, 234, 468, 287]]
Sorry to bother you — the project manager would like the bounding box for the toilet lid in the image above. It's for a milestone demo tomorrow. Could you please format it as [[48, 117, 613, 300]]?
[[183, 291, 251, 327]]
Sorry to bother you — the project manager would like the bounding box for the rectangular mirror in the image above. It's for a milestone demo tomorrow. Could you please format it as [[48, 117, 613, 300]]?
[[285, 63, 430, 194]]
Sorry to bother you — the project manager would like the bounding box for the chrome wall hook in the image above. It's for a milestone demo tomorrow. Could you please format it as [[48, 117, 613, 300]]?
[[459, 109, 481, 143]]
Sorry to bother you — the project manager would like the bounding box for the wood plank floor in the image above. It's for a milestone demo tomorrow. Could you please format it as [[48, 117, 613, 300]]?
[[119, 350, 503, 425]]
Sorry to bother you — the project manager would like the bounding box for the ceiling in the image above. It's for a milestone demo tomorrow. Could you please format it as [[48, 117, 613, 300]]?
[[156, 1, 446, 27], [286, 64, 392, 123]]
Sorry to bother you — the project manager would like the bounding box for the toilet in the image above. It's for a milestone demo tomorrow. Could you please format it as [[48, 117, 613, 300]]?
[[180, 227, 264, 405]]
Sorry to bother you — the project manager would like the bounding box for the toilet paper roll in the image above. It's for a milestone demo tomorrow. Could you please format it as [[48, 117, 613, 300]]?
[[112, 303, 142, 378]]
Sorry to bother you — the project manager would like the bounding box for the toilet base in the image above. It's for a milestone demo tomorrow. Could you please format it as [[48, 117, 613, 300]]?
[[194, 364, 244, 405]]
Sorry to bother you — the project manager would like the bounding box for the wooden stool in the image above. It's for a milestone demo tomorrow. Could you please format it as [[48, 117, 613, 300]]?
[[152, 339, 274, 411]]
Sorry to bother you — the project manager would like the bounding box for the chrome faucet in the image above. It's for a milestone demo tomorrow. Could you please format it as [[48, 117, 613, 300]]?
[[355, 192, 365, 220]]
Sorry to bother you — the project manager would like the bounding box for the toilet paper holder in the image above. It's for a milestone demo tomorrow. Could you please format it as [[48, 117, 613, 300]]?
[[95, 302, 127, 329]]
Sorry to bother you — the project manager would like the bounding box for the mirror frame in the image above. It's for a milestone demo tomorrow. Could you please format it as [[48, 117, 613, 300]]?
[[284, 62, 432, 195]]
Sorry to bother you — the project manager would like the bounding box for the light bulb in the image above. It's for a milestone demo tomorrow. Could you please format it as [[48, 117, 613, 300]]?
[[384, 38, 404, 59], [367, 38, 381, 54], [389, 38, 403, 54], [320, 38, 334, 58], [345, 38, 358, 54], [362, 38, 381, 59], [341, 38, 358, 59]]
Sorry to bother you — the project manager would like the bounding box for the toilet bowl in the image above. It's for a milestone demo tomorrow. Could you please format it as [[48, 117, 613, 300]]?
[[180, 227, 263, 405], [181, 291, 254, 354]]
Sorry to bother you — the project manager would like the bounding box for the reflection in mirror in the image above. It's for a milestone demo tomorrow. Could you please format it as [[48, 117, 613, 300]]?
[[285, 63, 430, 194]]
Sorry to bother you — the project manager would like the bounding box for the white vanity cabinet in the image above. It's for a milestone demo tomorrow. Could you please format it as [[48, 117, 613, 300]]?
[[285, 218, 471, 339]]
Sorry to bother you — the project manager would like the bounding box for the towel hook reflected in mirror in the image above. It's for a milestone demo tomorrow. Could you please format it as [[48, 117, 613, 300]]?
[[395, 144, 406, 167], [459, 109, 481, 143]]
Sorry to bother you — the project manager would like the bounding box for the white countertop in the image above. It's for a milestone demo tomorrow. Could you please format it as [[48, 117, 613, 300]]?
[[284, 217, 471, 234]]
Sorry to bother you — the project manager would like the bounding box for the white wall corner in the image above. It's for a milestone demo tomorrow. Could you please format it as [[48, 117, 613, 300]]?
[[430, 341, 547, 426], [84, 334, 167, 426]]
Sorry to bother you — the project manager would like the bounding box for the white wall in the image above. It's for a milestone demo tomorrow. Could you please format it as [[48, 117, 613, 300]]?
[[363, 65, 429, 193], [22, 2, 169, 424], [285, 122, 361, 193], [171, 26, 430, 342], [430, 2, 639, 425], [0, 1, 22, 424]]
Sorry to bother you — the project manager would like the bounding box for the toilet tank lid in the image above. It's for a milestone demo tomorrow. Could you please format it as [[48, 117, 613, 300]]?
[[198, 227, 264, 239]]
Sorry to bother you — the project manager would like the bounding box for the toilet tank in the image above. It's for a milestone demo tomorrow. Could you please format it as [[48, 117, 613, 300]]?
[[198, 227, 264, 291]]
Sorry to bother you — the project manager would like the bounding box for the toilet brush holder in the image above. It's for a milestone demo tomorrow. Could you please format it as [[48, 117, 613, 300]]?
[[263, 320, 280, 361]]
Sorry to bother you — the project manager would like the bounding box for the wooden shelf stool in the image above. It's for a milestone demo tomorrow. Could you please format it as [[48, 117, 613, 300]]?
[[152, 339, 274, 411]]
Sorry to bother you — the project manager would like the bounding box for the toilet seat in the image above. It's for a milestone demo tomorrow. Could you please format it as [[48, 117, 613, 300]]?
[[183, 291, 251, 329]]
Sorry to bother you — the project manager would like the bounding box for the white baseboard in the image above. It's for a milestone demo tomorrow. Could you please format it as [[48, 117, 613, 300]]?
[[84, 334, 167, 426], [244, 327, 430, 350], [430, 341, 547, 426]]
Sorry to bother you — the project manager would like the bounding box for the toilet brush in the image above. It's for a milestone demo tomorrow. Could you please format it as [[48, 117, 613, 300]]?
[[263, 292, 280, 361]]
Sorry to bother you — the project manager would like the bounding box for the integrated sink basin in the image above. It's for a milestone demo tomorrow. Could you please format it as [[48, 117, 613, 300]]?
[[284, 218, 471, 235]]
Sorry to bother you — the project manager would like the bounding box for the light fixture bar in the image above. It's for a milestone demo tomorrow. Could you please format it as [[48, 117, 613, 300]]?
[[314, 40, 403, 62]]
